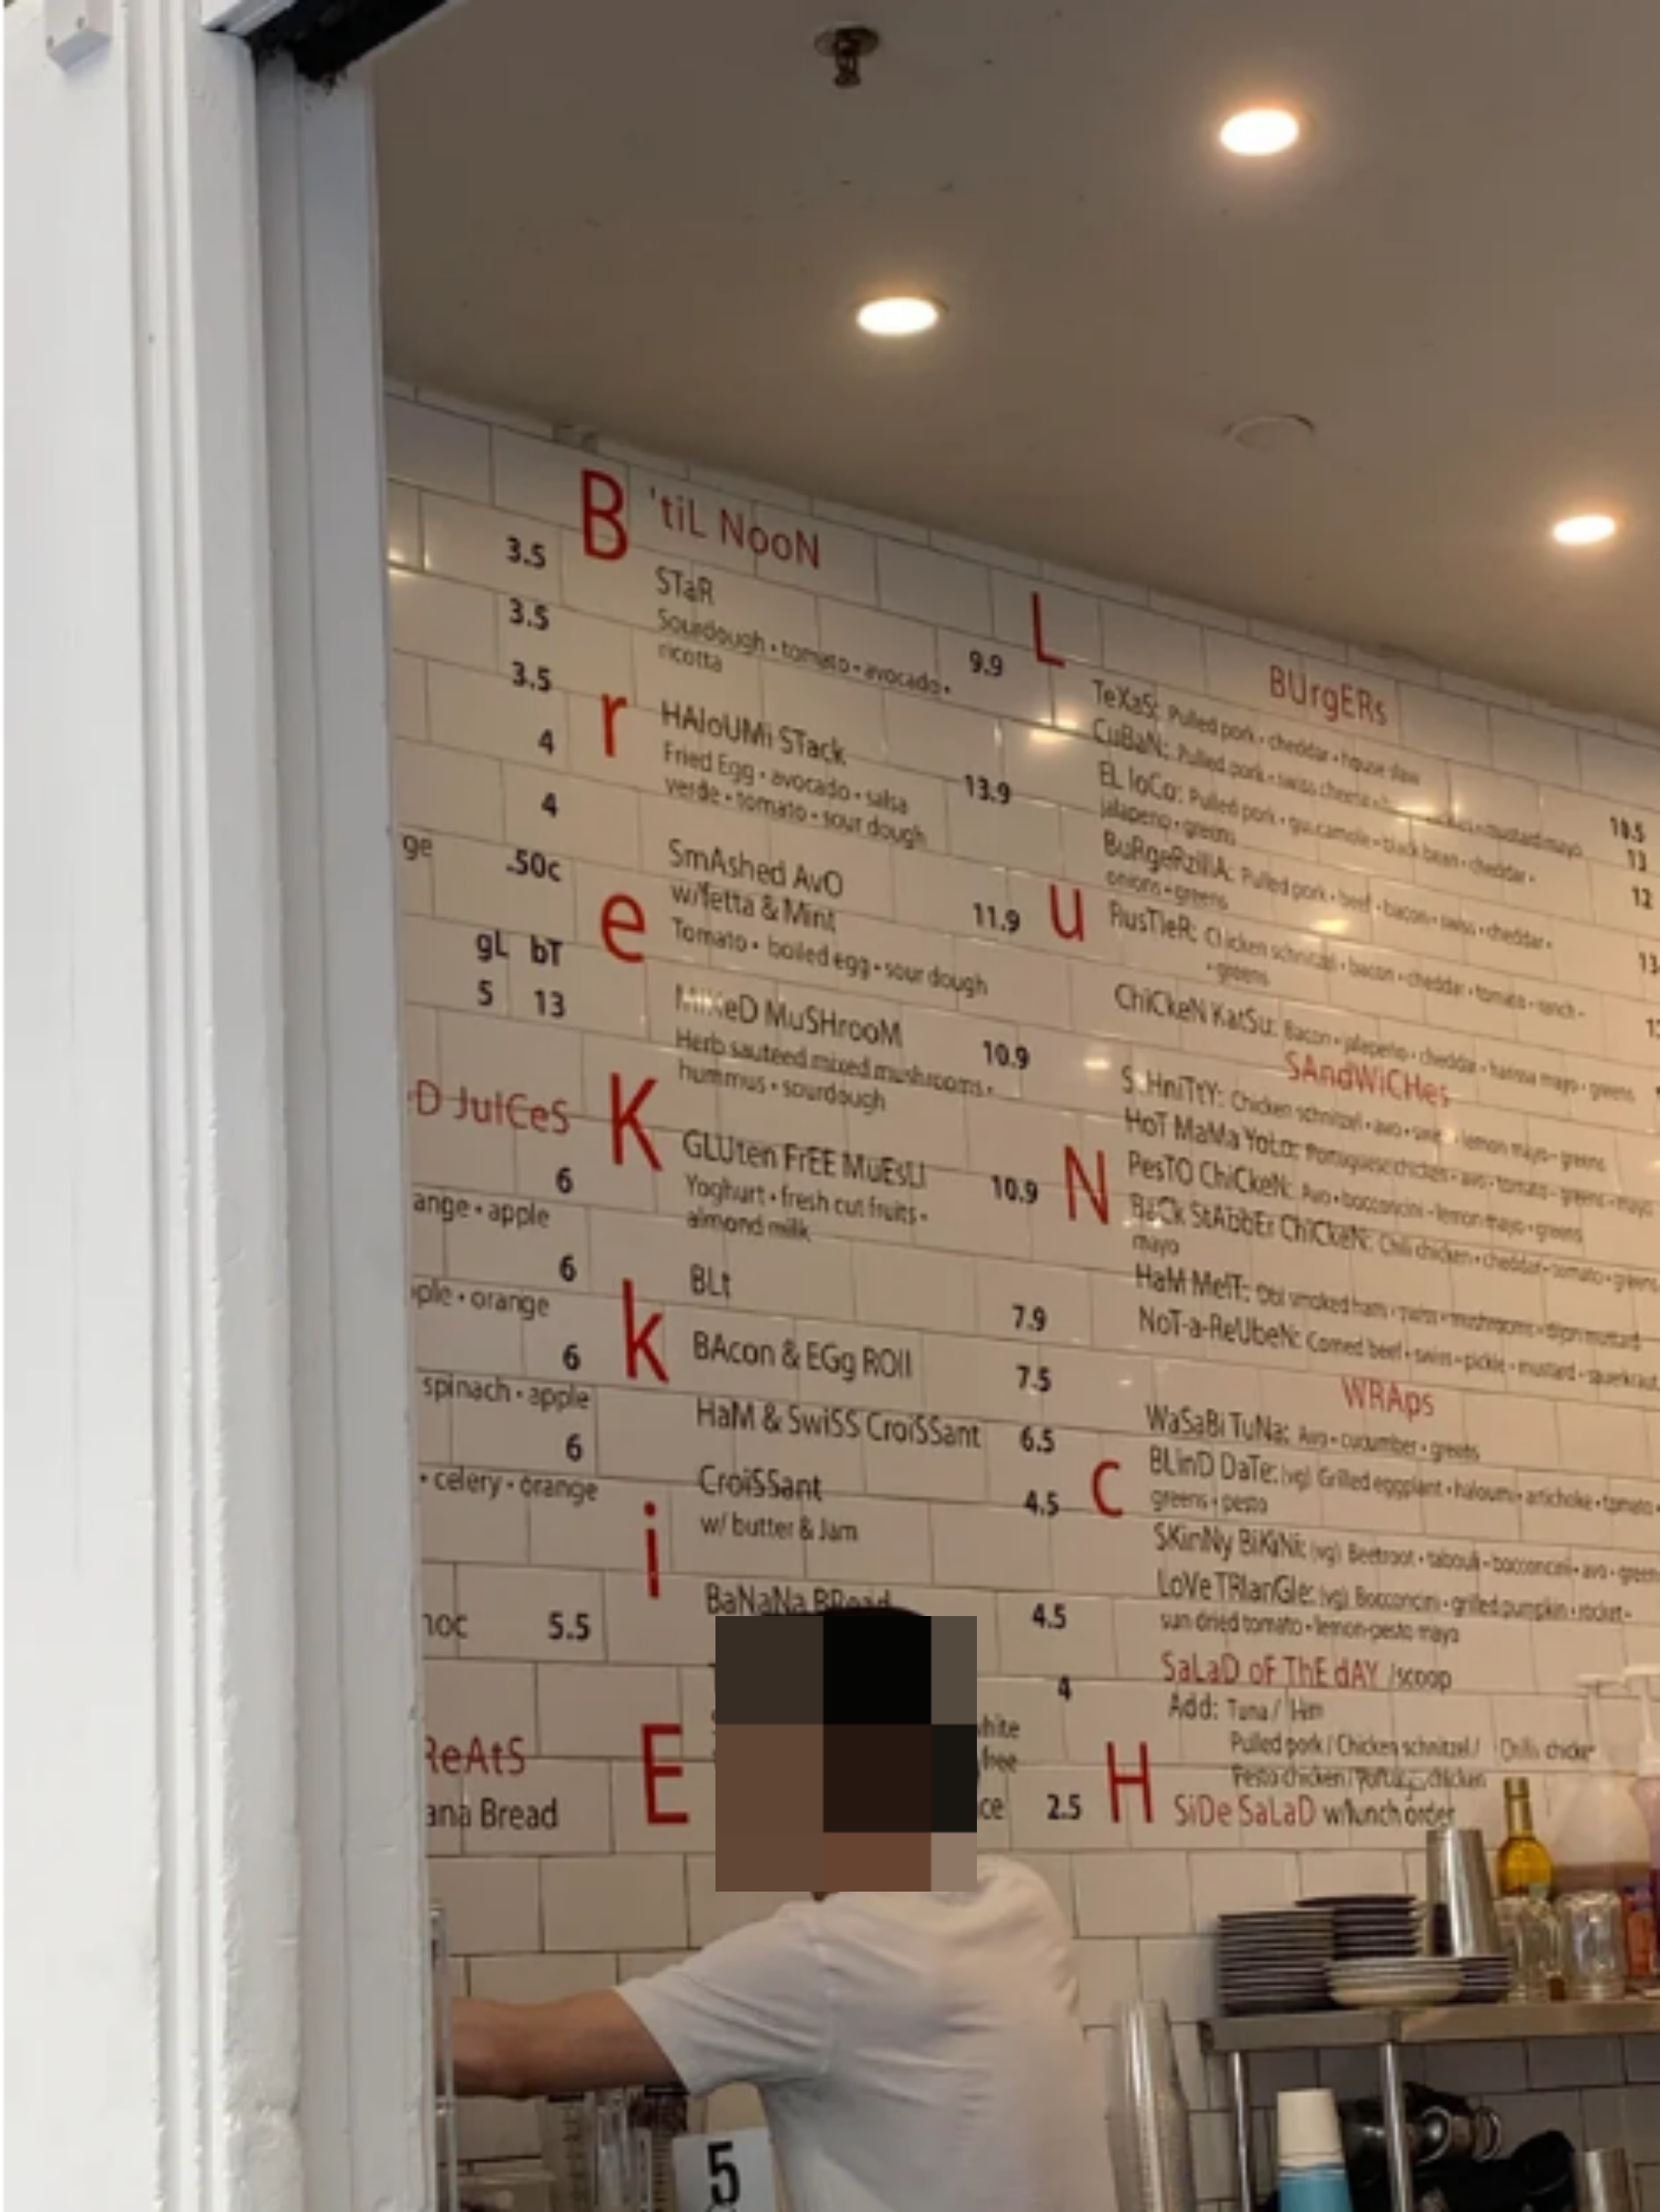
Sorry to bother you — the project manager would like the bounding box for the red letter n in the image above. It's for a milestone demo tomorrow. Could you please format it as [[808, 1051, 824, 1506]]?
[[1063, 1145, 1111, 1225]]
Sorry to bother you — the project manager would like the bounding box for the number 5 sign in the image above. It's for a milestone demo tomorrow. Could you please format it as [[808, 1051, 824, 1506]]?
[[671, 2127, 779, 2212]]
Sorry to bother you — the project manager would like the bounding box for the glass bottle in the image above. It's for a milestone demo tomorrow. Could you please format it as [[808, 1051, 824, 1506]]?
[[1496, 1778, 1554, 1898]]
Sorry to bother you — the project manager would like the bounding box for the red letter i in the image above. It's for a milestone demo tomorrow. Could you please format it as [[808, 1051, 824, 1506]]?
[[644, 1499, 662, 1598]]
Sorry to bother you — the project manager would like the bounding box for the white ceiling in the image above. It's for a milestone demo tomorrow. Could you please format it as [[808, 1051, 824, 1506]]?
[[373, 0, 1660, 725]]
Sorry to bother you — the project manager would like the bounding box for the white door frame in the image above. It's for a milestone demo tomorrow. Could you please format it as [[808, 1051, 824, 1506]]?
[[261, 59, 432, 2210], [7, 5, 427, 2204]]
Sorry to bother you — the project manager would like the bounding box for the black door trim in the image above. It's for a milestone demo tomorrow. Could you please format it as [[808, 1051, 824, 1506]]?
[[248, 0, 455, 81]]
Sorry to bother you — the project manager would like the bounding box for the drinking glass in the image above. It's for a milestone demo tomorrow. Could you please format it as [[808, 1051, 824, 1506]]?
[[1556, 1892, 1626, 2000], [588, 2089, 637, 2212], [539, 2093, 593, 2212], [1496, 1892, 1559, 2001]]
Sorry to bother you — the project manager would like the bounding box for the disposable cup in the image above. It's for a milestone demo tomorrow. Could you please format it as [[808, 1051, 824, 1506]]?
[[1277, 2088, 1344, 2170]]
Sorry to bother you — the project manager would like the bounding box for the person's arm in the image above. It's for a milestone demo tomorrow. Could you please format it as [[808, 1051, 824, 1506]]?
[[452, 1991, 682, 2099]]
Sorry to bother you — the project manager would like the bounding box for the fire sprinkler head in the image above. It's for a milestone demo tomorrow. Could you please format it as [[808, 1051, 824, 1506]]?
[[814, 24, 881, 89]]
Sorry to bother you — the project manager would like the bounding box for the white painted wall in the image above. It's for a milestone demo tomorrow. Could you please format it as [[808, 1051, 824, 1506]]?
[[383, 386, 1660, 2193]]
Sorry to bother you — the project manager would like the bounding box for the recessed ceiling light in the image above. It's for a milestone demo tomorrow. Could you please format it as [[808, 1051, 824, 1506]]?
[[856, 296, 942, 338], [1550, 512, 1618, 547], [1220, 107, 1301, 157], [1225, 413, 1316, 454]]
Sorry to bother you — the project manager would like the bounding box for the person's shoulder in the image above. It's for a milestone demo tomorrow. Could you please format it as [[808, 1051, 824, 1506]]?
[[640, 1897, 828, 2008], [979, 1852, 1043, 1892], [720, 1897, 823, 1947], [981, 1855, 1069, 1926]]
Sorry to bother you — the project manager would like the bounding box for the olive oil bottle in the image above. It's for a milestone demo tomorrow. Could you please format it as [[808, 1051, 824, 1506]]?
[[1496, 1777, 1554, 1898]]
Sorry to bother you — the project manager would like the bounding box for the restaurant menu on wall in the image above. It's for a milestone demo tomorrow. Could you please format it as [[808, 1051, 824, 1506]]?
[[390, 408, 1660, 1930]]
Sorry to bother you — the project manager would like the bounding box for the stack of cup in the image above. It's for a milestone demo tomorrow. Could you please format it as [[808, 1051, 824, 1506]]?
[[1104, 2000, 1198, 2212], [1277, 2090, 1354, 2212]]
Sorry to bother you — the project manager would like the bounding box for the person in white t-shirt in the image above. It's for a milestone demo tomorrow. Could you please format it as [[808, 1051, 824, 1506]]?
[[450, 1608, 1115, 2212]]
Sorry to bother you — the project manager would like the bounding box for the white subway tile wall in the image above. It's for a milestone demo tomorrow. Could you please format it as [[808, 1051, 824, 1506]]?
[[391, 394, 1660, 2183]]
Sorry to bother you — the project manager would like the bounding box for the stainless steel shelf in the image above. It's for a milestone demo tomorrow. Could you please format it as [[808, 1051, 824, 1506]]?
[[1202, 1995, 1660, 2054], [1208, 1997, 1660, 2212]]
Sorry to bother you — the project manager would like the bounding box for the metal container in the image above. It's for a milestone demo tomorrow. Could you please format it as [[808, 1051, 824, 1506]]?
[[1579, 2147, 1637, 2212], [1425, 1828, 1501, 1960]]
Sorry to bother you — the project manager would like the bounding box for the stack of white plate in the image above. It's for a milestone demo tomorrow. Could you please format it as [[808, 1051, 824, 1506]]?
[[1299, 1893, 1422, 1961], [1455, 1953, 1511, 2004], [1217, 1909, 1333, 2015], [1327, 1957, 1462, 2009]]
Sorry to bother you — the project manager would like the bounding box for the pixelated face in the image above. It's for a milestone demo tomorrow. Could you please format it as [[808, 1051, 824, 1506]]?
[[712, 1612, 976, 1892]]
